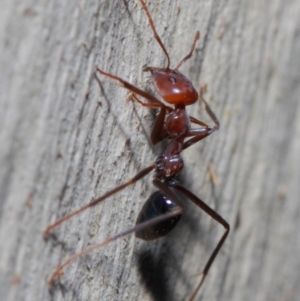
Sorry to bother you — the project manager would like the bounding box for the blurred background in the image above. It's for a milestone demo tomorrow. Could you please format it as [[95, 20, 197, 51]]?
[[0, 0, 299, 300]]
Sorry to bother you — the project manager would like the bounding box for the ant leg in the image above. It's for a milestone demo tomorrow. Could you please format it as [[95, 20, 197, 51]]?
[[199, 85, 220, 130], [189, 116, 210, 128], [130, 93, 173, 114], [48, 182, 183, 286], [130, 93, 161, 109], [175, 31, 200, 70], [183, 132, 211, 150], [43, 165, 155, 237], [189, 85, 220, 129], [152, 179, 185, 209], [96, 68, 170, 144], [173, 184, 230, 301], [131, 93, 169, 144], [96, 68, 165, 107], [151, 105, 169, 144], [183, 88, 220, 150]]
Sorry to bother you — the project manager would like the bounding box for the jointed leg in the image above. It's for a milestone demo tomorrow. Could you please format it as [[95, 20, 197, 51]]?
[[151, 105, 169, 144], [129, 93, 161, 109], [96, 68, 165, 107], [199, 84, 220, 130], [153, 179, 185, 209], [129, 93, 170, 144], [189, 85, 219, 130], [48, 180, 184, 287], [183, 132, 211, 150], [43, 165, 155, 237], [130, 93, 173, 114], [189, 116, 210, 128], [183, 86, 220, 150], [173, 184, 229, 301]]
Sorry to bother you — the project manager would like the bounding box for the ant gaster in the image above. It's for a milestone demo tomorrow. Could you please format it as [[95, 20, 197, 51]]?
[[44, 1, 230, 300]]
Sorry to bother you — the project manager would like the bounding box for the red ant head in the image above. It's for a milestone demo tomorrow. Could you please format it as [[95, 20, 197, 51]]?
[[144, 67, 198, 106]]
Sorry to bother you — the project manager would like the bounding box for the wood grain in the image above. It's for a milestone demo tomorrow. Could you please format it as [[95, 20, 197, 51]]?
[[0, 0, 299, 300]]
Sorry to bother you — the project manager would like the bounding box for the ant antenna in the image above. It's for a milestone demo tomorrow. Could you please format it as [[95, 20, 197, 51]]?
[[175, 31, 200, 70], [139, 0, 171, 69]]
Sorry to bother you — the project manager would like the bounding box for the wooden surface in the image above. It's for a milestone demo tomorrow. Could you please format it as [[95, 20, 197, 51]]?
[[0, 0, 300, 301]]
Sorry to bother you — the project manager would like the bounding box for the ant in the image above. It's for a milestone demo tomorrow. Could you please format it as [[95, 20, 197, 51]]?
[[44, 0, 230, 300]]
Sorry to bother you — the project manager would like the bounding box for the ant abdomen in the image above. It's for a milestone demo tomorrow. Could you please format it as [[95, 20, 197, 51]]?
[[135, 191, 182, 241], [143, 67, 198, 106]]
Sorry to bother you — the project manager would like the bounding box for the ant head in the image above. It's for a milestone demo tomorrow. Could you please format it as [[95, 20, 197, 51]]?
[[144, 67, 198, 106]]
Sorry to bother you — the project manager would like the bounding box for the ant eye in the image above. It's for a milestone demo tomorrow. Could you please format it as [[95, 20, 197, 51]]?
[[169, 77, 176, 83]]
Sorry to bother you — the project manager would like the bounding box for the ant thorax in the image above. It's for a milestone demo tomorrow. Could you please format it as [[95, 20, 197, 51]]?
[[165, 107, 190, 137]]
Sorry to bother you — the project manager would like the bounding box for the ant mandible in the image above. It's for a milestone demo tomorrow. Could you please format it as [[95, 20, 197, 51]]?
[[44, 0, 230, 300]]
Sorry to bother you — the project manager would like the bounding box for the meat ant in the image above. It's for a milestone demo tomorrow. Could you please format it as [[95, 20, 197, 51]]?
[[44, 0, 230, 300]]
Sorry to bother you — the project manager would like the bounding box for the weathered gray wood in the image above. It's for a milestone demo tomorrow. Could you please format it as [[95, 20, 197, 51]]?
[[0, 0, 300, 301]]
